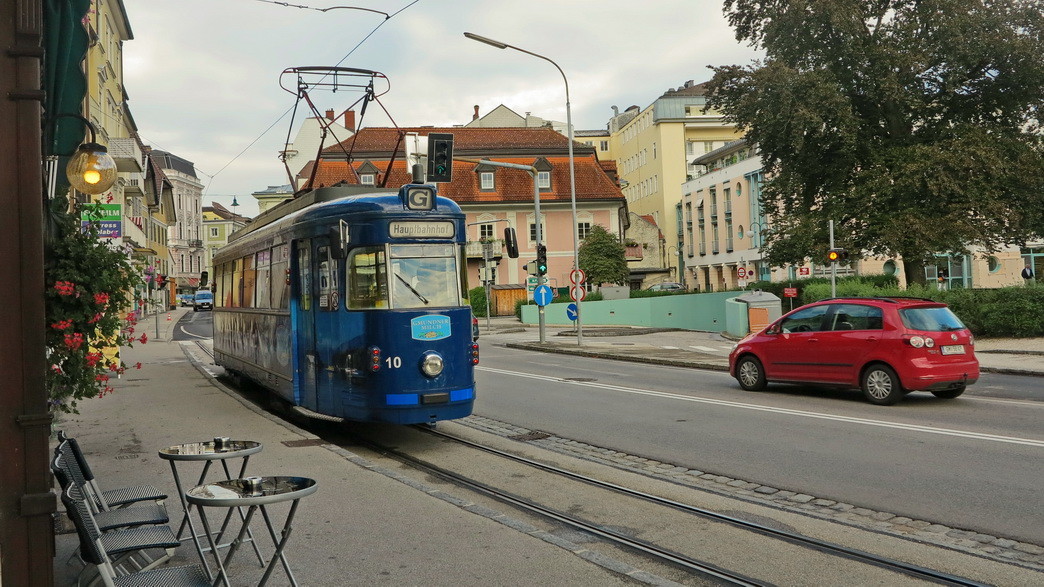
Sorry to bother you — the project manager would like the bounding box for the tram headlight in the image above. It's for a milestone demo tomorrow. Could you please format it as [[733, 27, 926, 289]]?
[[420, 352, 444, 378]]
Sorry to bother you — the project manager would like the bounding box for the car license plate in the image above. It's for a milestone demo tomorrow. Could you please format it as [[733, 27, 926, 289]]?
[[941, 344, 965, 355]]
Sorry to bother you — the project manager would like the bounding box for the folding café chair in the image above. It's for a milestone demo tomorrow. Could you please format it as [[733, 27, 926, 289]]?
[[52, 448, 169, 532], [56, 431, 168, 510], [61, 486, 209, 587]]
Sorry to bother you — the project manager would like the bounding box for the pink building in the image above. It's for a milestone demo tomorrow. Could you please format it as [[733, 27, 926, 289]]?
[[304, 127, 628, 293]]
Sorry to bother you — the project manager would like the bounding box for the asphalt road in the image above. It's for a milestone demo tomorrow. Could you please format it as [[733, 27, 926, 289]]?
[[476, 342, 1044, 545]]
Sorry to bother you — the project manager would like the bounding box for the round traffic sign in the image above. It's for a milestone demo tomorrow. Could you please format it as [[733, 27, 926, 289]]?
[[570, 269, 586, 285], [737, 267, 747, 279], [570, 285, 587, 302]]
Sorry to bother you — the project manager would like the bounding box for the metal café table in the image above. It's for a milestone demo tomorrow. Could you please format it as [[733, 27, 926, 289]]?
[[158, 439, 265, 579], [187, 476, 318, 587]]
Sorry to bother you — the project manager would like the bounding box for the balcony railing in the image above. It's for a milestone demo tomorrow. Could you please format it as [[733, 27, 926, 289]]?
[[188, 239, 203, 248], [108, 138, 143, 173], [465, 240, 503, 259]]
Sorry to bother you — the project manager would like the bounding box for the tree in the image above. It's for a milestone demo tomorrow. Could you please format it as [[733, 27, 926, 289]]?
[[578, 225, 629, 286], [706, 0, 1044, 285]]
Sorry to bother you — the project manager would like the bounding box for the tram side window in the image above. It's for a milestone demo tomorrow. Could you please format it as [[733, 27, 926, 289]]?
[[242, 254, 256, 308], [220, 262, 232, 307], [297, 240, 311, 311], [255, 249, 272, 309], [317, 245, 339, 311], [271, 244, 290, 309], [232, 258, 243, 308], [348, 247, 388, 309]]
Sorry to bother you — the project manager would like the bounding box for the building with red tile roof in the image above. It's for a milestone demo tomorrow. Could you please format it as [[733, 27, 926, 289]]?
[[303, 126, 628, 295]]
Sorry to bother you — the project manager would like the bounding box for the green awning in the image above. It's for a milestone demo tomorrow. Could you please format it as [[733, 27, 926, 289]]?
[[43, 0, 92, 158]]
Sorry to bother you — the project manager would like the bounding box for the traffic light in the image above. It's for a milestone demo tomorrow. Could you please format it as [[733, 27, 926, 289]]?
[[426, 133, 454, 183], [827, 248, 848, 263], [504, 227, 519, 258], [536, 244, 548, 275], [526, 260, 539, 276], [156, 274, 168, 289]]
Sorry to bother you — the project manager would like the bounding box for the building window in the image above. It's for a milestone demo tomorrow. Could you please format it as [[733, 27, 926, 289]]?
[[578, 222, 592, 240], [479, 224, 494, 240], [360, 174, 375, 185], [530, 222, 546, 242], [480, 172, 495, 190], [537, 171, 550, 189], [210, 227, 219, 237], [600, 140, 609, 151]]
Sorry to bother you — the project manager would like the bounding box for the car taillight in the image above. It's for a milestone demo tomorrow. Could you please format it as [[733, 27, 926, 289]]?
[[968, 333, 975, 346], [369, 346, 381, 372], [471, 343, 479, 365], [904, 335, 934, 348]]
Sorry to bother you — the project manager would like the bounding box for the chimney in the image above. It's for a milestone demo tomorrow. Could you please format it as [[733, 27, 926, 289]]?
[[473, 105, 480, 121], [611, 105, 619, 116], [342, 109, 356, 132], [325, 108, 335, 121]]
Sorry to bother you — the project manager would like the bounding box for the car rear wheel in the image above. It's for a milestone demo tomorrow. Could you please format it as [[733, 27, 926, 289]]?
[[931, 385, 966, 399], [736, 356, 767, 391], [862, 364, 903, 405]]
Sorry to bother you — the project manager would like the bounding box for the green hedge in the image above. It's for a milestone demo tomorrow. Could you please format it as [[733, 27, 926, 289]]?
[[799, 282, 1044, 338], [468, 286, 488, 317]]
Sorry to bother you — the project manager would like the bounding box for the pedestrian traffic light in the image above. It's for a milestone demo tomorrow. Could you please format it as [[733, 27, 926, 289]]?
[[426, 133, 454, 183], [536, 244, 548, 275], [827, 248, 848, 263]]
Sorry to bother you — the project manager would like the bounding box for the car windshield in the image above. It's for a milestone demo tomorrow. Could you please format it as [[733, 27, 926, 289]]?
[[899, 306, 966, 331]]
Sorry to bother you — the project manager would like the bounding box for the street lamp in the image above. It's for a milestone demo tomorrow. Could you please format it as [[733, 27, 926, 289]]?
[[745, 221, 769, 282], [666, 245, 683, 286], [464, 32, 583, 346]]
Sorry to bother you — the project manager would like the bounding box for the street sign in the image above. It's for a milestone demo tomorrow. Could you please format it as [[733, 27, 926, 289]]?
[[569, 269, 586, 284], [566, 303, 578, 321], [526, 276, 538, 295], [799, 267, 811, 276], [737, 267, 747, 279], [533, 285, 554, 307], [570, 285, 587, 302], [738, 279, 747, 288], [784, 287, 798, 298]]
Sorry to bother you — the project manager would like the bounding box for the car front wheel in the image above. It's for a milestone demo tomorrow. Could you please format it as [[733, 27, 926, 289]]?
[[862, 364, 903, 405], [931, 385, 966, 399], [736, 356, 767, 391]]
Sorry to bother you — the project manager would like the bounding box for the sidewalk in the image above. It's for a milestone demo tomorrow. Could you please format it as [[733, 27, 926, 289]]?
[[52, 308, 636, 586], [481, 315, 1044, 377]]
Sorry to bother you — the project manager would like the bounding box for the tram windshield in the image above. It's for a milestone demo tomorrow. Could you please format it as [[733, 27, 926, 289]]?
[[347, 243, 464, 310]]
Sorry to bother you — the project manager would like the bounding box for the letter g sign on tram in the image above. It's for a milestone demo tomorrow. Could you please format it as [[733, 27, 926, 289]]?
[[405, 186, 435, 211]]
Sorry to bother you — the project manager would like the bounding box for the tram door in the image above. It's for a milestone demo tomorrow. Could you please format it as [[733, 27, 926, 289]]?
[[312, 242, 342, 415], [294, 240, 318, 410]]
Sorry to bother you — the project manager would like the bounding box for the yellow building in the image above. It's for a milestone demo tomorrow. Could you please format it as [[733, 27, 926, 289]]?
[[609, 81, 742, 270]]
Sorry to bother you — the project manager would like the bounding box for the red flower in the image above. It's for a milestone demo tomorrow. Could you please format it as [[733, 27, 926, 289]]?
[[54, 281, 76, 296], [85, 352, 103, 367], [63, 333, 85, 351], [138, 333, 148, 344], [93, 292, 110, 306], [51, 319, 74, 330], [95, 373, 110, 382], [134, 362, 142, 370]]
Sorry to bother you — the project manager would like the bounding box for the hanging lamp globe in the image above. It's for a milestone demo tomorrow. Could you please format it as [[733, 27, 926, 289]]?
[[66, 142, 117, 195]]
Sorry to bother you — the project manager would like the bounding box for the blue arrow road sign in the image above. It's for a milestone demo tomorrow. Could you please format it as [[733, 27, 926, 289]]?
[[533, 284, 554, 307], [566, 303, 578, 321]]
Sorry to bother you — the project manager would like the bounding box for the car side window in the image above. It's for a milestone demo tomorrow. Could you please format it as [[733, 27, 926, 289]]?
[[780, 305, 829, 333], [829, 304, 883, 331]]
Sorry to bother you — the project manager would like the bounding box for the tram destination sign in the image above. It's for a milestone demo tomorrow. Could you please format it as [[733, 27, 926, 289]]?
[[389, 221, 455, 238]]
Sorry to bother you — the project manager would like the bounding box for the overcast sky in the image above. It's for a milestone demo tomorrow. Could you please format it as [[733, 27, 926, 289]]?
[[123, 0, 763, 216]]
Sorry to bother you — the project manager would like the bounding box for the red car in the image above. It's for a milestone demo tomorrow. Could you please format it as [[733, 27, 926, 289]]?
[[728, 297, 979, 405]]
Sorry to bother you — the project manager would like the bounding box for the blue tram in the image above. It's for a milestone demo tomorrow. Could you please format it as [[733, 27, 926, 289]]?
[[211, 183, 478, 425]]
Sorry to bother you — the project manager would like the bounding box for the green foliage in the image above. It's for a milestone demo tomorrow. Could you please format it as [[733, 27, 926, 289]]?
[[707, 0, 1044, 286], [748, 274, 899, 307], [45, 199, 147, 413], [578, 225, 628, 286], [468, 286, 487, 318], [797, 281, 1044, 337], [629, 289, 688, 298]]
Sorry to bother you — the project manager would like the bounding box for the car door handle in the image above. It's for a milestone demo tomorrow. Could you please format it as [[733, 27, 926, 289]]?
[[808, 338, 819, 343], [865, 336, 878, 342]]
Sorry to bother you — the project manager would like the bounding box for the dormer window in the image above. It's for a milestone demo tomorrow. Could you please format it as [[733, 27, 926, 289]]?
[[356, 160, 380, 186], [533, 157, 553, 192], [480, 172, 495, 190]]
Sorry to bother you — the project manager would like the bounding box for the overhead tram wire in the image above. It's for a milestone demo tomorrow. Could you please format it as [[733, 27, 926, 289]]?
[[201, 0, 421, 196]]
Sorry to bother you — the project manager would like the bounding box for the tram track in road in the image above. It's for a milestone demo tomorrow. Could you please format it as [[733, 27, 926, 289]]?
[[325, 421, 990, 586]]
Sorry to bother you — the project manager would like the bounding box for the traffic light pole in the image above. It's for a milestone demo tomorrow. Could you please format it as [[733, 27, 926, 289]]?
[[829, 220, 837, 297], [458, 158, 545, 342]]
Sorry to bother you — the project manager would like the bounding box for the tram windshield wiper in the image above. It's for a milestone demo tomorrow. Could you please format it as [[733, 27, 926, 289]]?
[[395, 273, 429, 304]]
